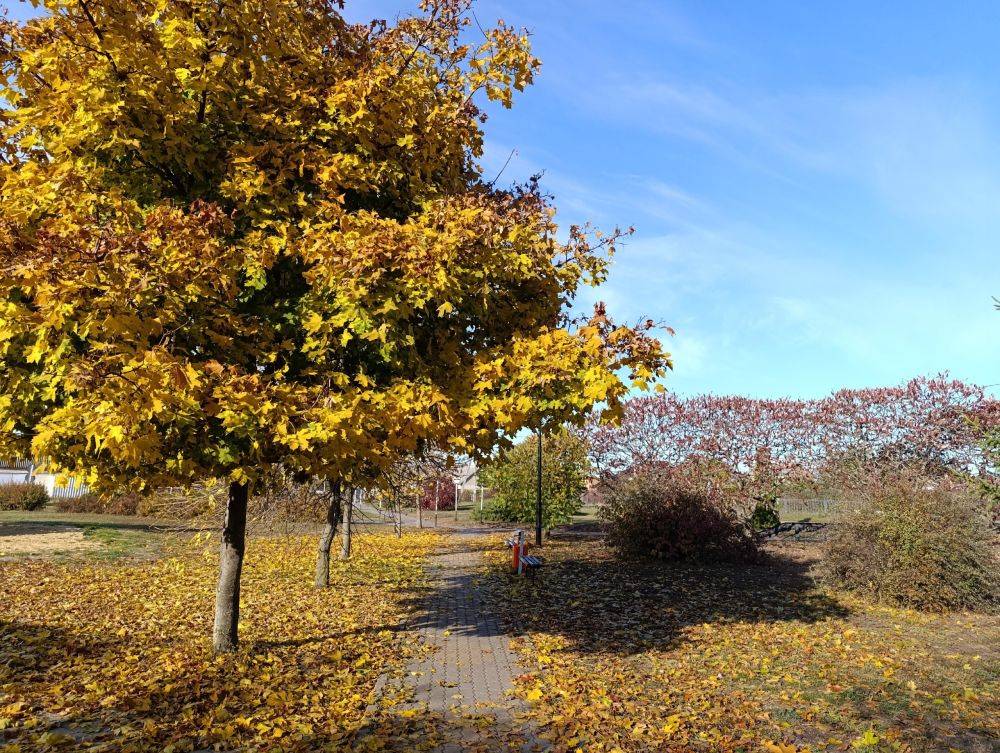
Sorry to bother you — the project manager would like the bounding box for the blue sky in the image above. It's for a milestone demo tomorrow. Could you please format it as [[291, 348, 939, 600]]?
[[8, 1, 1000, 398], [353, 0, 1000, 398]]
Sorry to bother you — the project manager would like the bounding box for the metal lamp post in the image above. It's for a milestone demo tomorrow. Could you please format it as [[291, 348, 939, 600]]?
[[535, 427, 543, 546]]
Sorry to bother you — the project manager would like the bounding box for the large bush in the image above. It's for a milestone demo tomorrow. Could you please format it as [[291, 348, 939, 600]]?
[[822, 470, 998, 612], [600, 469, 759, 562], [975, 424, 1000, 525], [54, 478, 334, 524], [55, 486, 221, 518], [0, 483, 49, 511], [55, 492, 140, 515]]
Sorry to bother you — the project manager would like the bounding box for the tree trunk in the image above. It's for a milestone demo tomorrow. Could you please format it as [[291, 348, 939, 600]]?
[[213, 481, 248, 654], [314, 481, 342, 588], [340, 486, 353, 560]]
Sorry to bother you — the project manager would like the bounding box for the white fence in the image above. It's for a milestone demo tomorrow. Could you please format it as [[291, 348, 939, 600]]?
[[0, 460, 91, 499]]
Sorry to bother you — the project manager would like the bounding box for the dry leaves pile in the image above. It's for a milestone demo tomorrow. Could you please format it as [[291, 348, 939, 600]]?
[[485, 540, 998, 753], [1, 531, 441, 752]]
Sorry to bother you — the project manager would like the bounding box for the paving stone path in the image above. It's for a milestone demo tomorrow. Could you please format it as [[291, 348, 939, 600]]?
[[366, 531, 546, 752], [403, 539, 522, 712]]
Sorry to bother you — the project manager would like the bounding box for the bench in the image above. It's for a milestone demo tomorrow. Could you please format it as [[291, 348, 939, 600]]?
[[519, 553, 542, 574], [505, 529, 543, 576]]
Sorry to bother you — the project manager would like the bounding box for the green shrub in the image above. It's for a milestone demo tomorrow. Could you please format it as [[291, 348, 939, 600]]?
[[478, 428, 590, 528], [749, 499, 780, 530], [822, 470, 998, 612], [0, 483, 50, 511], [601, 470, 759, 562]]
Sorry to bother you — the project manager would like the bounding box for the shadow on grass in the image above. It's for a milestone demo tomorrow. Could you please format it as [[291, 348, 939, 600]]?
[[0, 616, 421, 751]]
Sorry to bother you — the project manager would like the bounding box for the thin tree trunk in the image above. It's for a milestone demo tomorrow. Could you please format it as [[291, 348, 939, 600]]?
[[340, 486, 353, 560], [314, 481, 342, 588], [213, 481, 248, 654]]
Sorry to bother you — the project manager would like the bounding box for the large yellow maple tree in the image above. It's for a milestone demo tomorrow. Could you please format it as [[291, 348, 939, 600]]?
[[0, 0, 670, 651]]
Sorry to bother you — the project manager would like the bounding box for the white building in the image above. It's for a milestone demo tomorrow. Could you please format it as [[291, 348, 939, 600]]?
[[452, 458, 480, 491]]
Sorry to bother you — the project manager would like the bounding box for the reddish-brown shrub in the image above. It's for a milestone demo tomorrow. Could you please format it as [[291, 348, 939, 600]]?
[[601, 469, 759, 562], [55, 492, 140, 515], [419, 476, 457, 511], [0, 483, 49, 511]]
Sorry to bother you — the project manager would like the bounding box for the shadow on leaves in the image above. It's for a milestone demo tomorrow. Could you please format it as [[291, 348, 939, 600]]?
[[407, 540, 849, 655]]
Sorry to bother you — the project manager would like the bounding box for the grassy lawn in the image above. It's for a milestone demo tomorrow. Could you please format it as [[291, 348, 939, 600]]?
[[0, 530, 441, 751], [484, 538, 998, 753], [0, 508, 206, 562], [76, 524, 158, 560]]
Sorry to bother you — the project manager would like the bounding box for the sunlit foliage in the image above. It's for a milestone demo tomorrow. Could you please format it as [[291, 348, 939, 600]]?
[[0, 0, 669, 492]]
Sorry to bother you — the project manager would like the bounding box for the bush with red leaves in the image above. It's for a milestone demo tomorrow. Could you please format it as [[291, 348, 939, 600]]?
[[601, 468, 759, 562], [419, 475, 457, 510]]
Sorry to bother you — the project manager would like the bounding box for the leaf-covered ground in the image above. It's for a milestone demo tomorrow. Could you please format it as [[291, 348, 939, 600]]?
[[1, 530, 441, 752], [485, 539, 998, 753]]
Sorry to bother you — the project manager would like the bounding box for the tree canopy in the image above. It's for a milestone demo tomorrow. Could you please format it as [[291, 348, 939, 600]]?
[[587, 375, 999, 504], [0, 0, 670, 492]]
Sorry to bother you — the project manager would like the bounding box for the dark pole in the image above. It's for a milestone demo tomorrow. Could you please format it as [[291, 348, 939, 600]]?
[[535, 427, 543, 546]]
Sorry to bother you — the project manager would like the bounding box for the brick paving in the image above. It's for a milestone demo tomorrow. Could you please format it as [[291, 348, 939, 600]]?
[[403, 540, 523, 713], [366, 531, 545, 752]]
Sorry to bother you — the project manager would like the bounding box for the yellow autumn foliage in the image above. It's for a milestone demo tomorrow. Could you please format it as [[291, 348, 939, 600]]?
[[0, 0, 671, 492]]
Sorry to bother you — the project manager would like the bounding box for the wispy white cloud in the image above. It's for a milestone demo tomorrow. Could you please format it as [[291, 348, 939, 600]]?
[[575, 70, 1000, 235], [797, 80, 1000, 225], [668, 331, 708, 374], [358, 2, 1000, 398]]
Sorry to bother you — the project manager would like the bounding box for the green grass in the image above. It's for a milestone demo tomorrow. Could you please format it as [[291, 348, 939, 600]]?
[[80, 524, 153, 560], [0, 508, 193, 561], [571, 503, 601, 523]]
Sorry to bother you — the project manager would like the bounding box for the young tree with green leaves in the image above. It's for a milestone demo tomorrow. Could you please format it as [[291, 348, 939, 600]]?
[[479, 428, 591, 529]]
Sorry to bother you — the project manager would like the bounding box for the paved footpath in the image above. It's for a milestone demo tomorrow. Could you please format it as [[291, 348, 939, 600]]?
[[365, 529, 546, 752]]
